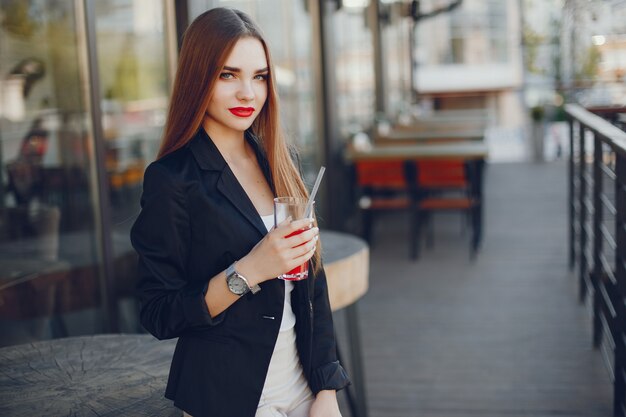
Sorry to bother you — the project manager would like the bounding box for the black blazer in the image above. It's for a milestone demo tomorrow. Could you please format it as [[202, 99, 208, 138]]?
[[131, 129, 350, 417]]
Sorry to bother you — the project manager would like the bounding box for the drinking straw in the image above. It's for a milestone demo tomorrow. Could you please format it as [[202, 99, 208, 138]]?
[[304, 166, 325, 219]]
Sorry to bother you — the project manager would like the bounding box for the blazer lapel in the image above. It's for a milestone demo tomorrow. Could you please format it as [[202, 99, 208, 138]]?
[[189, 128, 271, 237], [217, 167, 268, 237]]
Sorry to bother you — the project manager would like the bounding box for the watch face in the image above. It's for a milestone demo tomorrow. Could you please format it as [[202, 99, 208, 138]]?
[[227, 274, 248, 295]]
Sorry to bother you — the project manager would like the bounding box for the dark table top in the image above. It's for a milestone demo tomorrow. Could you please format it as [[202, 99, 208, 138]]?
[[0, 334, 178, 417], [0, 258, 71, 291], [345, 141, 489, 161], [0, 229, 131, 291], [375, 129, 485, 143]]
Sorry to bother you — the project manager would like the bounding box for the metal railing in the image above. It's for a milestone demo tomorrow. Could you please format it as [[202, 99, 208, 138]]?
[[566, 104, 626, 417]]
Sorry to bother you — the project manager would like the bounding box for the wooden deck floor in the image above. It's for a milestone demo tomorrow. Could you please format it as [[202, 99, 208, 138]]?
[[334, 161, 613, 417]]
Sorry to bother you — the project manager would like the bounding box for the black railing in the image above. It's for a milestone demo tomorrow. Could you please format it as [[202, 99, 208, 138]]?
[[566, 104, 626, 417]]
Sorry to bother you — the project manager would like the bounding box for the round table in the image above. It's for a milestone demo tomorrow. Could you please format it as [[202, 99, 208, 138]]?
[[0, 231, 369, 417], [321, 230, 369, 311], [0, 334, 177, 417]]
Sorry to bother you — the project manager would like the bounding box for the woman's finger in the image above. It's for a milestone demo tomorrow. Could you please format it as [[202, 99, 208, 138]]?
[[284, 226, 318, 246], [290, 243, 316, 266], [289, 235, 318, 259]]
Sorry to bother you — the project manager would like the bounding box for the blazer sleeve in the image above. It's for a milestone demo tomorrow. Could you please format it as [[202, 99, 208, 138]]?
[[309, 263, 351, 394], [131, 162, 224, 340]]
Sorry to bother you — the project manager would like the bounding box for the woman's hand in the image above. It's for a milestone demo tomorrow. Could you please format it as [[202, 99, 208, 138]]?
[[236, 217, 318, 285], [310, 390, 342, 417]]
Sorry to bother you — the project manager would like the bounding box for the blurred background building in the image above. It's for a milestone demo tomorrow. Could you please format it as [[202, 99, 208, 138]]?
[[0, 0, 624, 359]]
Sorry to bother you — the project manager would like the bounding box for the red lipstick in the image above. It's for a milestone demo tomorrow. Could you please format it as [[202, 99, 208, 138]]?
[[229, 107, 255, 117]]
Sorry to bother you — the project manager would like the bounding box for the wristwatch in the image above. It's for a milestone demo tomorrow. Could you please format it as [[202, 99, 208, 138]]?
[[225, 262, 261, 296]]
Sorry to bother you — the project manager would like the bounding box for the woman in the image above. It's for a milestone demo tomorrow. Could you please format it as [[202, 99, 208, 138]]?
[[131, 7, 350, 417]]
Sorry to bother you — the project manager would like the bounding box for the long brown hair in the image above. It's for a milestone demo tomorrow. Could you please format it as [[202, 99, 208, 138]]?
[[158, 8, 321, 270]]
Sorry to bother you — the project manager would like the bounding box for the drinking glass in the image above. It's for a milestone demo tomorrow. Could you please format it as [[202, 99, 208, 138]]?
[[274, 197, 314, 280]]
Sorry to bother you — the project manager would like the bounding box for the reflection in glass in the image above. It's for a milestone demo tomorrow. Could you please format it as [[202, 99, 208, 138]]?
[[0, 1, 102, 346], [332, 8, 375, 138], [382, 12, 412, 117], [416, 0, 509, 66], [94, 0, 169, 333], [0, 0, 170, 346]]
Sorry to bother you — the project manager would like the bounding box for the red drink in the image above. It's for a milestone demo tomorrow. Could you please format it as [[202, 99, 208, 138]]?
[[283, 228, 310, 280], [274, 197, 315, 281]]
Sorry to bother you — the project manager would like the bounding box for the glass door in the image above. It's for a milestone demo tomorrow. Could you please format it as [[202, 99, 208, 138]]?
[[0, 0, 172, 346], [0, 0, 103, 345], [92, 0, 170, 332]]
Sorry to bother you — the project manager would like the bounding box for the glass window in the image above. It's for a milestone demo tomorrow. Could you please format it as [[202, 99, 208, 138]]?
[[332, 7, 375, 137], [93, 0, 170, 333], [0, 0, 171, 347], [382, 11, 413, 117], [416, 0, 510, 66], [0, 1, 103, 346]]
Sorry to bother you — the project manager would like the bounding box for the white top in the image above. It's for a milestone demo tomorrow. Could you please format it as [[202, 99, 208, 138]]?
[[260, 214, 296, 332]]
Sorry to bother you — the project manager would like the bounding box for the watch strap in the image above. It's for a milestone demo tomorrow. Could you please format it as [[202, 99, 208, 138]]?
[[226, 262, 261, 295]]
